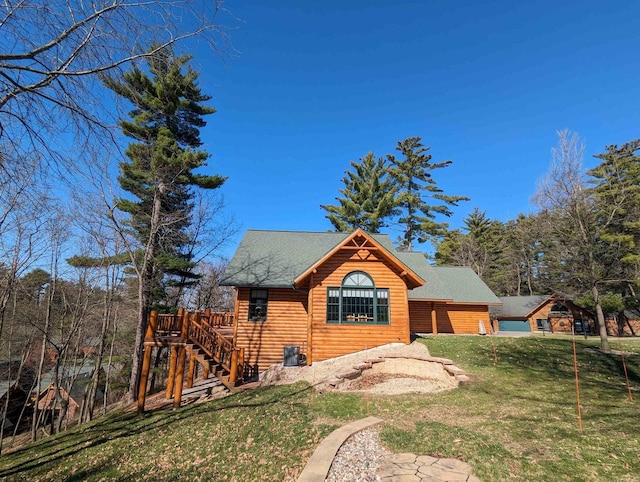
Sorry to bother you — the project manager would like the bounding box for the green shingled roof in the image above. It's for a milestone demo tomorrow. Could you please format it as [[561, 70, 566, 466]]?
[[222, 229, 500, 304], [490, 295, 550, 317], [430, 266, 501, 304], [222, 230, 354, 287]]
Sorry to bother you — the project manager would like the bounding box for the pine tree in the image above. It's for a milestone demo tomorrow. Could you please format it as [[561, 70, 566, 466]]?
[[104, 46, 226, 400], [321, 152, 397, 233], [588, 139, 640, 309], [387, 137, 469, 250]]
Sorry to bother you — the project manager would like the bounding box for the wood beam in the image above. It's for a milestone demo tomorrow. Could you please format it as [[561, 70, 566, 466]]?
[[431, 301, 438, 336], [307, 272, 314, 365], [232, 287, 240, 346]]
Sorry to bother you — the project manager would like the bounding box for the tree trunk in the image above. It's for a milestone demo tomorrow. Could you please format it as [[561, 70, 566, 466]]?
[[127, 183, 164, 402], [83, 269, 113, 422], [592, 284, 609, 351]]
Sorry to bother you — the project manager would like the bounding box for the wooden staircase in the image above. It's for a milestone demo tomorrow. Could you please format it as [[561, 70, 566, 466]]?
[[137, 309, 254, 413]]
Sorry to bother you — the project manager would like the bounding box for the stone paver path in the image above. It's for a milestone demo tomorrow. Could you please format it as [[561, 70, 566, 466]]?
[[378, 452, 479, 482]]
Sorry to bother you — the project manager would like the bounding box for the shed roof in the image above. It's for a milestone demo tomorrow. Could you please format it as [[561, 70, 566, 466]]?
[[490, 295, 550, 318]]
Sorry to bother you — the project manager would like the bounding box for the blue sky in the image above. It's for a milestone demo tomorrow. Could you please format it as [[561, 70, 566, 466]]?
[[192, 1, 640, 258]]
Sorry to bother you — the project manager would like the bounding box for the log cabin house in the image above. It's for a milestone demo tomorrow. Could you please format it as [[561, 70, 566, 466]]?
[[221, 229, 501, 372], [490, 294, 594, 334]]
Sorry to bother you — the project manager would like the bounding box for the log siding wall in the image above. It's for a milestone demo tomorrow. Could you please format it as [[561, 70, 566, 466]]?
[[409, 300, 491, 334], [309, 250, 411, 362], [235, 287, 308, 372]]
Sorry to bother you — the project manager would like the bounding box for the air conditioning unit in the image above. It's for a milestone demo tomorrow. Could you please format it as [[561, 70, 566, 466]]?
[[283, 346, 300, 367]]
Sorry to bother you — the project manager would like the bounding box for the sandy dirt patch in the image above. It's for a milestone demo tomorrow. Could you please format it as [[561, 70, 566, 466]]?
[[260, 341, 459, 395]]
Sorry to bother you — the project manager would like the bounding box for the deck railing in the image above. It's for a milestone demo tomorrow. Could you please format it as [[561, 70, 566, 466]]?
[[202, 310, 235, 328], [154, 313, 182, 336], [188, 312, 240, 381], [145, 309, 243, 384]]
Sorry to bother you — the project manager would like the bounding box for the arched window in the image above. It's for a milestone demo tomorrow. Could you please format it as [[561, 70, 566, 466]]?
[[327, 271, 390, 324]]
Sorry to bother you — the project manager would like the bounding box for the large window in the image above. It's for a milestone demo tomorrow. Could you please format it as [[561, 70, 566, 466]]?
[[327, 271, 390, 324], [249, 289, 268, 322]]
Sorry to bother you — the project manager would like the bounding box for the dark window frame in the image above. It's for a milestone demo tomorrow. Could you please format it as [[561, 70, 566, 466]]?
[[249, 288, 268, 322], [536, 318, 550, 331], [326, 271, 390, 325]]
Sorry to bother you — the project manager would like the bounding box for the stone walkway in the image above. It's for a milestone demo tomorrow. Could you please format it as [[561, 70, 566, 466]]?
[[298, 417, 480, 482], [378, 452, 479, 481]]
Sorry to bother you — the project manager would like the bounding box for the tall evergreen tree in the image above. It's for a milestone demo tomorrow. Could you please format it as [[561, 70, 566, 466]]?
[[387, 137, 469, 250], [321, 152, 396, 233], [588, 139, 640, 309], [104, 46, 226, 400]]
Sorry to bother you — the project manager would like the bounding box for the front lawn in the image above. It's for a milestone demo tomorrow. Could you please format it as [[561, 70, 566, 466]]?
[[0, 335, 638, 481]]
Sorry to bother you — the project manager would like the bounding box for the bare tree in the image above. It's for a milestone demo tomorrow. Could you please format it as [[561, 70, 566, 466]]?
[[0, 0, 232, 165], [534, 130, 611, 350]]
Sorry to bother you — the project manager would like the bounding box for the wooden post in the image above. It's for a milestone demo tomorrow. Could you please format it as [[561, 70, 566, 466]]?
[[137, 345, 153, 414], [431, 302, 438, 336], [186, 350, 196, 388], [145, 310, 159, 339], [307, 271, 315, 365], [176, 307, 184, 332], [203, 358, 210, 379], [229, 349, 239, 385], [180, 309, 190, 340], [173, 346, 187, 408], [232, 288, 240, 346], [186, 311, 200, 388], [166, 347, 178, 398], [572, 336, 583, 433], [402, 290, 411, 343]]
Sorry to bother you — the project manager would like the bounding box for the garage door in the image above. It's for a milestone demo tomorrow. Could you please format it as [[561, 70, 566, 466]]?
[[498, 319, 531, 332]]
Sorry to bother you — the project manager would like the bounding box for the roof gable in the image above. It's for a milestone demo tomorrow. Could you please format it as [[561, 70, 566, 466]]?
[[294, 229, 423, 288], [222, 229, 423, 288]]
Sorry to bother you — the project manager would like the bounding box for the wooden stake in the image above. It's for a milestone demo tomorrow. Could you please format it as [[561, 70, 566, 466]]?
[[621, 354, 633, 401], [365, 343, 369, 416], [572, 335, 583, 433], [490, 334, 498, 364]]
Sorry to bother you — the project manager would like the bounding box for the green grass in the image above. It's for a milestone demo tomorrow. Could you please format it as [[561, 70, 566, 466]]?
[[1, 335, 638, 481]]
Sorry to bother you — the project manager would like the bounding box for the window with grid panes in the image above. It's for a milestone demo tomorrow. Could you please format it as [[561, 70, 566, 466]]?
[[326, 271, 390, 324], [249, 289, 268, 321]]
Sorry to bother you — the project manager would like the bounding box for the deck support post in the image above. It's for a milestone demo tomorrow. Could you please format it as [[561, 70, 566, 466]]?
[[171, 310, 190, 408], [173, 346, 187, 408], [229, 349, 239, 385], [137, 310, 159, 414], [166, 347, 178, 398], [137, 345, 153, 414], [187, 350, 196, 388]]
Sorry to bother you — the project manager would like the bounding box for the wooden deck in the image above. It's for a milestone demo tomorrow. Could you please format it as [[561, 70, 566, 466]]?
[[137, 309, 248, 413]]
